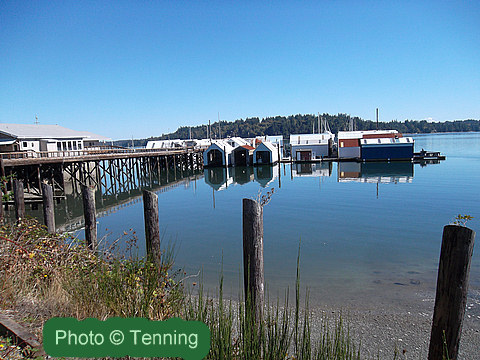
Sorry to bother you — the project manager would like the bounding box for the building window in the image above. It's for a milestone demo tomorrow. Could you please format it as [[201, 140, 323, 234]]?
[[73, 142, 77, 150], [68, 141, 72, 150], [78, 142, 82, 149], [57, 142, 61, 151], [23, 141, 27, 148], [62, 142, 67, 151], [31, 142, 34, 147]]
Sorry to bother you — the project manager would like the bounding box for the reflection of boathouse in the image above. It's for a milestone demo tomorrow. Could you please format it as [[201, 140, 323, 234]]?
[[231, 166, 254, 185], [254, 165, 279, 187], [292, 162, 332, 177], [204, 167, 233, 190], [337, 162, 414, 183]]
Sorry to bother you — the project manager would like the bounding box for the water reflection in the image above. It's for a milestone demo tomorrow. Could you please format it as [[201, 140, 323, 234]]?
[[18, 162, 428, 232], [337, 162, 414, 183], [292, 162, 332, 177], [203, 165, 281, 190]]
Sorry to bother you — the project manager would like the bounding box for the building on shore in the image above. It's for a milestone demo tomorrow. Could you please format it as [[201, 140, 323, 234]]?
[[203, 140, 235, 167], [253, 141, 279, 165], [233, 145, 255, 166], [146, 138, 211, 150], [289, 133, 335, 161], [0, 123, 110, 153], [337, 130, 414, 161]]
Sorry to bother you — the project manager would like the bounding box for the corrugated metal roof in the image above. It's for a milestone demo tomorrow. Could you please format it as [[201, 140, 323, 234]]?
[[338, 130, 398, 140], [361, 137, 414, 145], [0, 123, 110, 141], [0, 139, 16, 145], [289, 133, 334, 145], [237, 145, 255, 150], [255, 141, 277, 152]]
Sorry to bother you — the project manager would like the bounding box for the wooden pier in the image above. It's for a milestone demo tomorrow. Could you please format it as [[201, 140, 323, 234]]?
[[0, 147, 205, 198]]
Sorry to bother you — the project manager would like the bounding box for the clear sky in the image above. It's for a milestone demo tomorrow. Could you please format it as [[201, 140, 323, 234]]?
[[1, 1, 479, 140]]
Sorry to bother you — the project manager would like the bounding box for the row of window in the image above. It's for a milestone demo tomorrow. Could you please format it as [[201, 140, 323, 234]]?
[[57, 141, 83, 151]]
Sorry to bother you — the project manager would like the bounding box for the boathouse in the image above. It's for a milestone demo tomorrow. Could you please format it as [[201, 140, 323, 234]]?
[[233, 145, 255, 166], [289, 133, 334, 161], [203, 140, 234, 167], [337, 130, 398, 159], [253, 141, 278, 165], [0, 123, 109, 153], [225, 137, 251, 148], [337, 130, 414, 161], [360, 137, 414, 161], [146, 139, 184, 149]]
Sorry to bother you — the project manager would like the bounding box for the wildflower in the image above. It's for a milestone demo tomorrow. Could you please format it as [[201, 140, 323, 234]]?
[[29, 253, 35, 259]]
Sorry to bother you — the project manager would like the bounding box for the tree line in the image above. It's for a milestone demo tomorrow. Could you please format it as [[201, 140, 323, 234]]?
[[115, 114, 480, 147]]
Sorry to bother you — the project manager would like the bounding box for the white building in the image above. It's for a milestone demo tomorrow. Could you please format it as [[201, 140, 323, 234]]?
[[203, 140, 235, 167], [146, 139, 184, 149], [225, 137, 250, 148], [0, 123, 110, 153], [289, 133, 334, 161], [253, 141, 279, 165], [146, 138, 212, 150]]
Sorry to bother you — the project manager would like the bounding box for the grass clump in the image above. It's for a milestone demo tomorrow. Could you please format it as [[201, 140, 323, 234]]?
[[183, 260, 361, 359], [1, 218, 361, 359], [0, 218, 181, 327]]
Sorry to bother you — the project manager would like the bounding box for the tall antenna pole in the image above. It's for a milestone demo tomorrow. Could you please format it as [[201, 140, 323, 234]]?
[[312, 119, 315, 134], [218, 113, 221, 139], [376, 108, 379, 130], [318, 113, 321, 134]]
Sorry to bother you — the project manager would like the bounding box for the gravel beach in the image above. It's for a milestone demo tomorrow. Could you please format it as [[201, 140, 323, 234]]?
[[308, 289, 480, 359]]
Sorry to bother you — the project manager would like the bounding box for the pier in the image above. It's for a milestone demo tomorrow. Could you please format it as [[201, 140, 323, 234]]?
[[0, 147, 205, 199]]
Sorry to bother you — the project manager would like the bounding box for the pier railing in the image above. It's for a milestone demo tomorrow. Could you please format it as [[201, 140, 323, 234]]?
[[0, 146, 208, 161]]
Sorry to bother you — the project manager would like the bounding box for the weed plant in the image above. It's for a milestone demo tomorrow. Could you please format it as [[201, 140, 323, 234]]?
[[1, 218, 362, 359], [0, 218, 181, 325]]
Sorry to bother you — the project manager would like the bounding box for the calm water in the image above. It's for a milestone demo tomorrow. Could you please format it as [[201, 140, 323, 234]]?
[[22, 132, 480, 309]]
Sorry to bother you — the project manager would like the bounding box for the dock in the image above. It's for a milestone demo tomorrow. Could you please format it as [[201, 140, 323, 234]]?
[[0, 147, 205, 198]]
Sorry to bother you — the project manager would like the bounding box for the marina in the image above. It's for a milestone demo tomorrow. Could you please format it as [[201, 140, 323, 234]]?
[[3, 133, 477, 308], [0, 122, 445, 205]]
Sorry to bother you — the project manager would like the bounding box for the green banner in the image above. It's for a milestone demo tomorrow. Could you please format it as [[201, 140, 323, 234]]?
[[43, 317, 210, 359]]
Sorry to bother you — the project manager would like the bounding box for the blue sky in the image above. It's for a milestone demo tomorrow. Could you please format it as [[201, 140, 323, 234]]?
[[1, 1, 479, 140]]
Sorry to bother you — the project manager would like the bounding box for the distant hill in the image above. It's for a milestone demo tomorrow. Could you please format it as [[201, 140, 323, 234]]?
[[114, 113, 480, 147]]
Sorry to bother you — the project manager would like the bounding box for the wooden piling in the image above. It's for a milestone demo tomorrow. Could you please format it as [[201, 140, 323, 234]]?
[[143, 190, 161, 266], [81, 185, 97, 250], [242, 198, 265, 326], [13, 179, 25, 221], [0, 187, 4, 221], [428, 225, 476, 360], [41, 183, 55, 233]]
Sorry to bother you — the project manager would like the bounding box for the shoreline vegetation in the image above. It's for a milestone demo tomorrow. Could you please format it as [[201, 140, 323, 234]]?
[[113, 114, 480, 147], [1, 219, 478, 359], [1, 218, 361, 359]]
